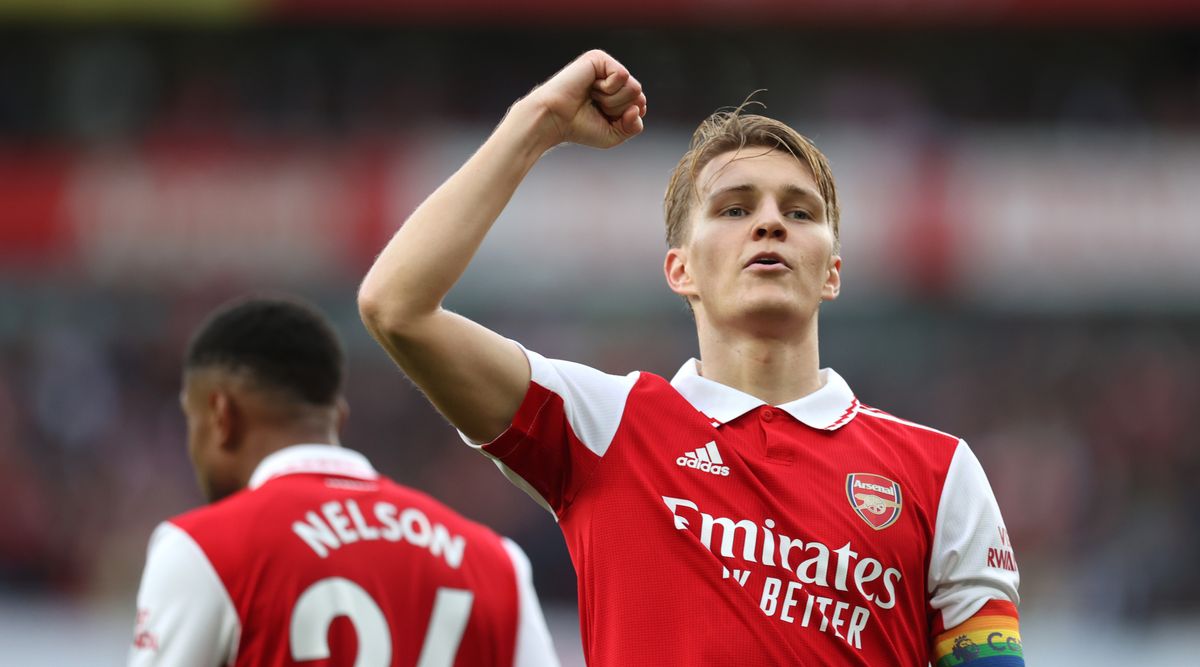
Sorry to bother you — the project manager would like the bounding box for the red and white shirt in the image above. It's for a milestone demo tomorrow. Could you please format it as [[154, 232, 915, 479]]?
[[466, 347, 1023, 666], [129, 445, 558, 667]]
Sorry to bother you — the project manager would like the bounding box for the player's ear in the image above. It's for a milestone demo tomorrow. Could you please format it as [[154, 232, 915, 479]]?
[[210, 390, 239, 452], [335, 397, 349, 434], [822, 254, 842, 302], [664, 247, 697, 300]]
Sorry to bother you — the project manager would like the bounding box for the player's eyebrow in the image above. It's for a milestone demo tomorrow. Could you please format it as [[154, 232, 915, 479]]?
[[706, 184, 757, 202], [706, 183, 824, 206], [780, 184, 825, 206]]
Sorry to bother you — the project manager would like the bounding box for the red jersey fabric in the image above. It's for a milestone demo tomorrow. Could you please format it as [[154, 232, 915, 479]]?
[[468, 348, 1020, 666], [130, 445, 558, 667]]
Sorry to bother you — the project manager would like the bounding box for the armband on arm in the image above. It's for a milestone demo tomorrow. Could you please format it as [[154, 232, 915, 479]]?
[[932, 599, 1023, 667]]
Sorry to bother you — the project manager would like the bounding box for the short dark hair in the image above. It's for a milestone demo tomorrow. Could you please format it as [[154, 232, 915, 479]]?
[[185, 296, 344, 406]]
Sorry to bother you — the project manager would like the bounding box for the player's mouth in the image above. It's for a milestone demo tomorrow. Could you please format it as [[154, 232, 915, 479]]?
[[744, 252, 791, 272]]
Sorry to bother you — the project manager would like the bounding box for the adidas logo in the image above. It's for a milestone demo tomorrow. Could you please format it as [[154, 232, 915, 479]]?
[[676, 441, 731, 477]]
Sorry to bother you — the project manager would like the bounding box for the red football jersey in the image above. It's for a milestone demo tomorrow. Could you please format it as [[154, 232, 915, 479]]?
[[467, 347, 1021, 666], [129, 445, 558, 667]]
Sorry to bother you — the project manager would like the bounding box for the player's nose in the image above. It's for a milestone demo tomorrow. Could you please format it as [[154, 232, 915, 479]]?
[[753, 210, 787, 240]]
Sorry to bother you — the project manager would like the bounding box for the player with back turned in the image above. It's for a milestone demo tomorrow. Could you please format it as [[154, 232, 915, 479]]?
[[129, 296, 558, 667], [358, 50, 1024, 665]]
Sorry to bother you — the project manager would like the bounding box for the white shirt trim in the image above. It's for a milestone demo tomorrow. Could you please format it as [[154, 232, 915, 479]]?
[[129, 522, 240, 667], [856, 407, 955, 439], [927, 440, 1020, 628], [459, 345, 639, 517], [669, 359, 859, 430], [524, 348, 640, 457], [247, 444, 377, 490], [500, 538, 562, 667]]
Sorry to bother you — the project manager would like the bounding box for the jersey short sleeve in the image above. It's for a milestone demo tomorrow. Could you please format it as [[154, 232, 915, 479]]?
[[927, 440, 1023, 663], [128, 522, 239, 667], [500, 538, 561, 667], [461, 345, 638, 517]]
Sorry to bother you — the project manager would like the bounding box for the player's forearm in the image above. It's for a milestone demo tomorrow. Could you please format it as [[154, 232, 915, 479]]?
[[358, 99, 558, 335]]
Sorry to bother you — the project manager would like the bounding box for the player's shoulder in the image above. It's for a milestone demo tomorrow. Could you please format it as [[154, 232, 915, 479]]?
[[168, 488, 252, 532], [165, 487, 269, 552], [527, 348, 642, 385], [854, 402, 963, 447], [634, 369, 671, 386], [167, 474, 319, 544]]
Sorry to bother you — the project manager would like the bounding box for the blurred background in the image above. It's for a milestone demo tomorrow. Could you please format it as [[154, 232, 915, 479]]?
[[1, 0, 1199, 664]]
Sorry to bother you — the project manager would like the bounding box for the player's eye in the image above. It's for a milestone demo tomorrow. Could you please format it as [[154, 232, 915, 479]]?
[[788, 209, 813, 221], [722, 206, 748, 218]]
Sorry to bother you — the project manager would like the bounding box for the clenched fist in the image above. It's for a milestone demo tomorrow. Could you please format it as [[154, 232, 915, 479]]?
[[519, 49, 648, 150]]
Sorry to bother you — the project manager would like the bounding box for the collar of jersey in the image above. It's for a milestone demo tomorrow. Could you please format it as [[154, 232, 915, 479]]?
[[669, 360, 859, 431], [248, 444, 378, 490]]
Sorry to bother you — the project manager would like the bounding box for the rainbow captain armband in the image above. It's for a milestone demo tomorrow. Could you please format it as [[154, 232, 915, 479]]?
[[933, 599, 1024, 667]]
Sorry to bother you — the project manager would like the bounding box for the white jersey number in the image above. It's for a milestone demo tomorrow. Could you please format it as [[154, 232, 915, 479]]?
[[290, 577, 475, 667]]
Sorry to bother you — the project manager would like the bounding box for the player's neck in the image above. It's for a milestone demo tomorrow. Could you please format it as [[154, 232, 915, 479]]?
[[694, 318, 822, 406], [239, 423, 342, 481], [258, 425, 340, 453]]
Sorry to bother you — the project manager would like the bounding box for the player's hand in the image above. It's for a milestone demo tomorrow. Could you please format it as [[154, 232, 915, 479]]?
[[521, 49, 647, 150]]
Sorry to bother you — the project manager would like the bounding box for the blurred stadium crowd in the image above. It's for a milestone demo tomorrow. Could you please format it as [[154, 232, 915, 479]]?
[[1, 27, 1197, 140], [4, 292, 1198, 621], [2, 11, 1199, 663]]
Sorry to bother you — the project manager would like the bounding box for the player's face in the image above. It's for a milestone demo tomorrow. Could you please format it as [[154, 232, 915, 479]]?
[[666, 147, 841, 331], [180, 370, 239, 503]]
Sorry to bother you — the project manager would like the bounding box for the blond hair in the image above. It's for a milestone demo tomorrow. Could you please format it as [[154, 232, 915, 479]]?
[[663, 110, 840, 252]]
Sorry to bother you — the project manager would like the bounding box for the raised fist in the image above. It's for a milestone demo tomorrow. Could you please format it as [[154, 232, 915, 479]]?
[[521, 49, 647, 149]]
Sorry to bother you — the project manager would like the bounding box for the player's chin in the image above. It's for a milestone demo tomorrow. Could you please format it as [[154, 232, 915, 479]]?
[[734, 293, 811, 328], [739, 284, 804, 307]]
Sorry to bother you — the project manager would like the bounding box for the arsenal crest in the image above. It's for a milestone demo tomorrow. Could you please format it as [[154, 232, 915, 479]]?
[[846, 473, 902, 530]]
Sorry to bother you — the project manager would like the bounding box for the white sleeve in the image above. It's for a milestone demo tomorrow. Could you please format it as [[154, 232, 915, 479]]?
[[927, 440, 1021, 629], [128, 522, 240, 667], [522, 347, 639, 457], [501, 538, 561, 667], [459, 344, 639, 516], [461, 344, 639, 457]]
